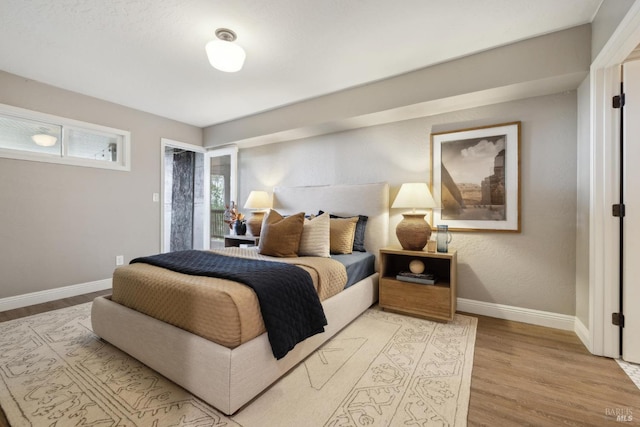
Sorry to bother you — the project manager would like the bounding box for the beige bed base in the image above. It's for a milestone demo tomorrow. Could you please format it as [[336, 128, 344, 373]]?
[[91, 182, 389, 415], [91, 273, 377, 414]]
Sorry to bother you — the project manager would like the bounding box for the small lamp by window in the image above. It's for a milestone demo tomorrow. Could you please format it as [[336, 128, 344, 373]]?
[[391, 183, 437, 251], [243, 190, 271, 236]]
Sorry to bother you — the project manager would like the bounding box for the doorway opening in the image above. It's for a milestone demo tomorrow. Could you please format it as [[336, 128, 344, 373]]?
[[160, 141, 238, 252], [206, 147, 238, 248], [589, 2, 640, 359], [161, 139, 205, 252]]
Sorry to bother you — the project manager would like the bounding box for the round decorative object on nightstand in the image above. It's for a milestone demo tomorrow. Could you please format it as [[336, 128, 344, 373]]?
[[409, 259, 425, 274]]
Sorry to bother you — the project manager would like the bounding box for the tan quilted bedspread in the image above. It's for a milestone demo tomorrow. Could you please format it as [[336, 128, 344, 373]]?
[[111, 248, 347, 348]]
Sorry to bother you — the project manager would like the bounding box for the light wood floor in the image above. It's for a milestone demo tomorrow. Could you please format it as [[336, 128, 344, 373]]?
[[467, 314, 640, 426], [1, 293, 639, 426]]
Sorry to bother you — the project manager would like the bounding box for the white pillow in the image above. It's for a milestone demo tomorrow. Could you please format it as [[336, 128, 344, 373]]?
[[298, 212, 330, 257]]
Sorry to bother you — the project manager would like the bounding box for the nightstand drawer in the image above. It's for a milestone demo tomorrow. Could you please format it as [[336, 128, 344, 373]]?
[[380, 279, 451, 320]]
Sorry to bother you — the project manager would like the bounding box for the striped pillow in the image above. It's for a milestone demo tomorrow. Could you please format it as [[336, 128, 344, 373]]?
[[298, 212, 330, 257]]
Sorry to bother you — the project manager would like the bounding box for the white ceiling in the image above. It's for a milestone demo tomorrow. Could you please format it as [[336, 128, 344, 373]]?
[[0, 0, 602, 128]]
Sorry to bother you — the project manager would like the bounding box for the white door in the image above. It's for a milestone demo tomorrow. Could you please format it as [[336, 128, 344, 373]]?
[[622, 60, 640, 363]]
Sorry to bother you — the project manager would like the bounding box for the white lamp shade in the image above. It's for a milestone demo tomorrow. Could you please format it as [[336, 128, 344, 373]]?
[[31, 134, 58, 147], [392, 183, 437, 210], [243, 190, 271, 209], [206, 39, 246, 72]]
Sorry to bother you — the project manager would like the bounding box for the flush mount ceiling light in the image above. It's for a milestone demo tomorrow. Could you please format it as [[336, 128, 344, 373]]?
[[206, 28, 246, 72], [31, 133, 58, 147]]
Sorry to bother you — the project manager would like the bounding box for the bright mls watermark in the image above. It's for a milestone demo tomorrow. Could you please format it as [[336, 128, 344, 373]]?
[[605, 407, 633, 422]]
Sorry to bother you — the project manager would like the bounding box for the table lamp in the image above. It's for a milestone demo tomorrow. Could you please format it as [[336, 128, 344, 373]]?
[[243, 190, 271, 236], [392, 183, 437, 251]]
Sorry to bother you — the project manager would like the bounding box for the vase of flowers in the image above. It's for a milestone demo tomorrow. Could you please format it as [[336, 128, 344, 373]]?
[[224, 202, 246, 235]]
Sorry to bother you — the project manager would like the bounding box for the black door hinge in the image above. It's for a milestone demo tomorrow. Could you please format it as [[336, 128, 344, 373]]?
[[613, 94, 626, 108], [613, 204, 626, 217], [613, 312, 625, 327]]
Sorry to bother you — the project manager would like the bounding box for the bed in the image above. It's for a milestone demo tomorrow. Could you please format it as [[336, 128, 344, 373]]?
[[91, 182, 389, 415]]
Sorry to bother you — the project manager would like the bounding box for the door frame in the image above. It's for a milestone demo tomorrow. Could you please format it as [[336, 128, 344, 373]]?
[[204, 145, 239, 247], [590, 1, 640, 357], [621, 59, 640, 362], [160, 138, 206, 253]]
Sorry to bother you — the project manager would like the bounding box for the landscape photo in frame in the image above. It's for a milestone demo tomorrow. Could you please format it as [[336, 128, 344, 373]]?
[[430, 122, 521, 232]]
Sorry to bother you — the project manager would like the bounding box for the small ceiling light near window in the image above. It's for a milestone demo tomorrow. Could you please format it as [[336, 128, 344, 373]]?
[[32, 134, 58, 147], [206, 28, 246, 73]]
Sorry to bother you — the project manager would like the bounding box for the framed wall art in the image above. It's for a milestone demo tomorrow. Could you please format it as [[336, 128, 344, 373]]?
[[430, 121, 521, 232]]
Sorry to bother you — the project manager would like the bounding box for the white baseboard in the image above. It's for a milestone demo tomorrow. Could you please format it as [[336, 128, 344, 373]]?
[[574, 317, 592, 352], [0, 279, 112, 312], [457, 297, 576, 331]]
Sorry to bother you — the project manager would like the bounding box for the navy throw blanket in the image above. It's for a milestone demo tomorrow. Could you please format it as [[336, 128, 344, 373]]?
[[130, 250, 327, 359]]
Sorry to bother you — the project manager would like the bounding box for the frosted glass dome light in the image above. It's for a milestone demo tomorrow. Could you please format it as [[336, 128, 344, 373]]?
[[206, 28, 246, 73]]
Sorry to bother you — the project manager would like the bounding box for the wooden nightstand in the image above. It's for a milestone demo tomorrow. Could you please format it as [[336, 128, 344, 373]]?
[[224, 234, 259, 247], [379, 247, 457, 322]]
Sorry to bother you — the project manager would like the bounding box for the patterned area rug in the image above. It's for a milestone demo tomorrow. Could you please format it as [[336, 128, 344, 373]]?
[[0, 303, 477, 426]]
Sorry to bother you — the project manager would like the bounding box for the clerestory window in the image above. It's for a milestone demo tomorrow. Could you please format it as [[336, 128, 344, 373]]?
[[0, 103, 130, 171]]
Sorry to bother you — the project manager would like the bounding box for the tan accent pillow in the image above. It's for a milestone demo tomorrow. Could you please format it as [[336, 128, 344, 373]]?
[[329, 216, 359, 254], [258, 210, 305, 257], [298, 212, 330, 257]]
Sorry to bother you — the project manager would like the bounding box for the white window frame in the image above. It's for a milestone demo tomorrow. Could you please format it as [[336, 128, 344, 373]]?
[[0, 103, 131, 171]]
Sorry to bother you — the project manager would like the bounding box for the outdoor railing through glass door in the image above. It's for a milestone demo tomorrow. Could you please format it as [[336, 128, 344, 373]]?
[[211, 209, 226, 239]]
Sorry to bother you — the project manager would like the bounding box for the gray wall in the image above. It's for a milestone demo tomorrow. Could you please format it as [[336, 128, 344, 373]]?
[[239, 92, 577, 315], [0, 70, 202, 299], [211, 25, 589, 317], [591, 0, 636, 61]]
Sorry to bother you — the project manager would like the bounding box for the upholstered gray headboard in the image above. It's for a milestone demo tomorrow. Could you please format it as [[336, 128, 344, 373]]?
[[272, 182, 389, 261]]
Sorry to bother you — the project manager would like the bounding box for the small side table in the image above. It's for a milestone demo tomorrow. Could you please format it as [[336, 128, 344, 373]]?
[[224, 234, 259, 248], [379, 247, 457, 322]]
